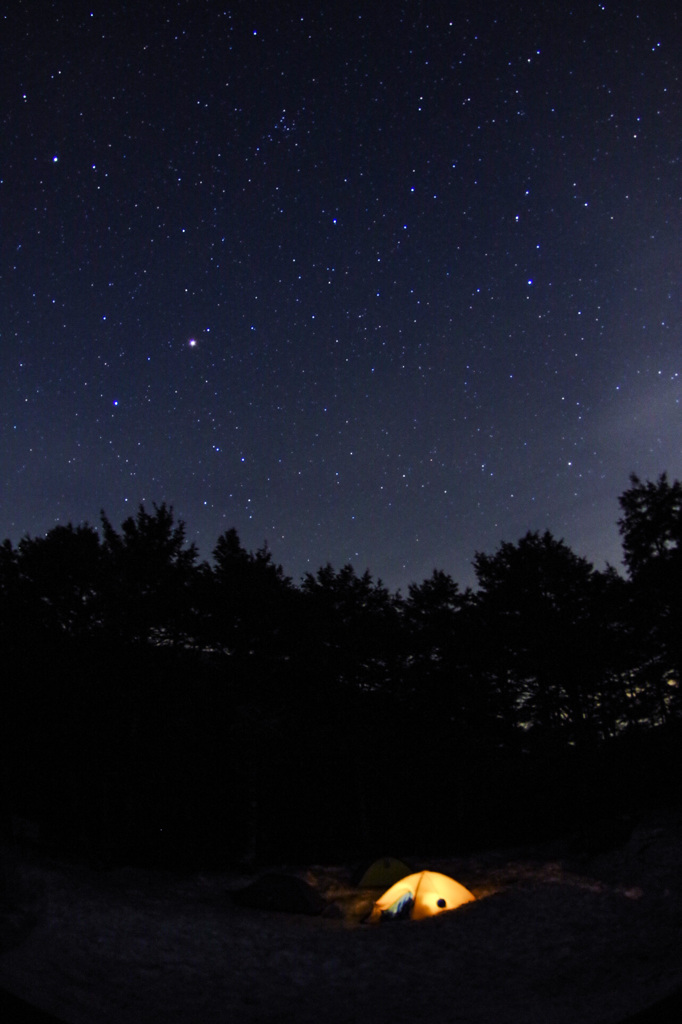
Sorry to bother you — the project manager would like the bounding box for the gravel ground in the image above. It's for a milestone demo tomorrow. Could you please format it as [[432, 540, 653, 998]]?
[[1, 807, 681, 1024]]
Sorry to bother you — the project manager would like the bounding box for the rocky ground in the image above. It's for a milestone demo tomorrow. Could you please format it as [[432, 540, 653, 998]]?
[[1, 805, 682, 1023]]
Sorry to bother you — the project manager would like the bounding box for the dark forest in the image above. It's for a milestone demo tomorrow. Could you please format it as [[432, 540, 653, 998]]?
[[2, 473, 681, 869]]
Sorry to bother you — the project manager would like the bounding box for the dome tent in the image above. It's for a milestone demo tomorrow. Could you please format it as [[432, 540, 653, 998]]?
[[369, 870, 475, 922], [355, 856, 413, 889], [232, 873, 326, 915]]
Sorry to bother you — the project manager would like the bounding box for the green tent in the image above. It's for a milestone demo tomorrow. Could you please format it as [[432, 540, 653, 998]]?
[[356, 856, 413, 889]]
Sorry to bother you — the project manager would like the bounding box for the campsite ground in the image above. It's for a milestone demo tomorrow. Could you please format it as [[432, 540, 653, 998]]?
[[1, 805, 682, 1024]]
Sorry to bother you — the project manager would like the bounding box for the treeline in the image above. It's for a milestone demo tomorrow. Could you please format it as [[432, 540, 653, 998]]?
[[1, 473, 681, 867]]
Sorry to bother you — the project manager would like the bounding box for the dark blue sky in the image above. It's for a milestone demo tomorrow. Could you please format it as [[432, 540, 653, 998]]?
[[2, 1, 680, 591]]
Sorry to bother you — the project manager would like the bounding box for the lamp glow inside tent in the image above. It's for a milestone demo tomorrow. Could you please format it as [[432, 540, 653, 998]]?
[[369, 870, 475, 922]]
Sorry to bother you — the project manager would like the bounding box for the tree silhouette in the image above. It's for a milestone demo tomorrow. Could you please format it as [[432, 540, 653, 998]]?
[[618, 472, 682, 577], [0, 538, 23, 651], [472, 530, 611, 747], [99, 503, 199, 648], [13, 523, 103, 643], [617, 473, 682, 723], [299, 563, 400, 691], [205, 527, 293, 657], [4, 477, 682, 866], [401, 569, 489, 728], [403, 569, 465, 657], [293, 564, 404, 853]]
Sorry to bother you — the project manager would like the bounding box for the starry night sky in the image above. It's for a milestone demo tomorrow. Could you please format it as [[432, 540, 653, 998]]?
[[2, 1, 681, 592]]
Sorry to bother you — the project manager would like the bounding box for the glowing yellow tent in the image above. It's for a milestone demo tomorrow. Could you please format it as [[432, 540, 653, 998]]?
[[369, 870, 475, 922]]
